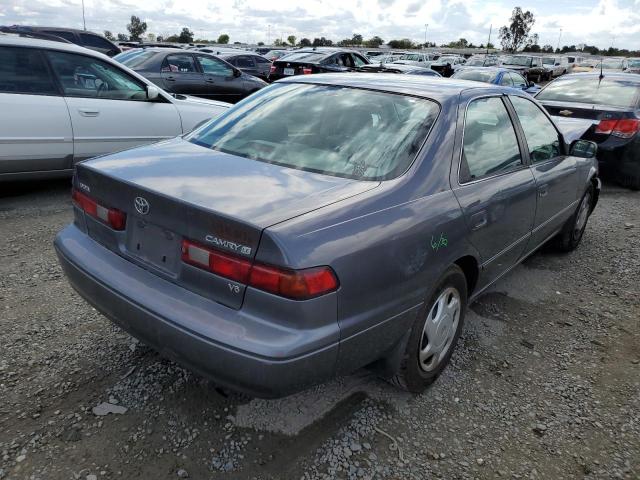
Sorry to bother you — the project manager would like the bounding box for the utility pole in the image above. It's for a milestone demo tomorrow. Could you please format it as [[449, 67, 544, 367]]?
[[556, 28, 563, 52], [268, 24, 271, 45], [81, 0, 86, 30], [486, 24, 492, 55], [424, 24, 428, 47]]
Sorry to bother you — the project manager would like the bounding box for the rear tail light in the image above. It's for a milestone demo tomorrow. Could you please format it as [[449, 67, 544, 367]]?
[[612, 119, 640, 139], [595, 118, 640, 138], [181, 239, 251, 283], [302, 67, 313, 75], [72, 189, 126, 230], [181, 239, 339, 300]]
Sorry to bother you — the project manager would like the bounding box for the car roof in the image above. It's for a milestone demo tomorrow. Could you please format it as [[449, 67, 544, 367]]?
[[458, 67, 514, 74], [276, 72, 518, 100], [0, 32, 102, 55]]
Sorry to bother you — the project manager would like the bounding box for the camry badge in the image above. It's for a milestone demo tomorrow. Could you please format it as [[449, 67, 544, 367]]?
[[559, 110, 573, 116], [134, 196, 150, 215]]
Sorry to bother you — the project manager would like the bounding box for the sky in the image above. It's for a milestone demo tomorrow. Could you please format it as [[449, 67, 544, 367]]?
[[2, 0, 640, 50]]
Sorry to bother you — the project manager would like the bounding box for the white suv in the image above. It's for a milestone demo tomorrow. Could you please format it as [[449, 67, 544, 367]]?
[[0, 34, 230, 181]]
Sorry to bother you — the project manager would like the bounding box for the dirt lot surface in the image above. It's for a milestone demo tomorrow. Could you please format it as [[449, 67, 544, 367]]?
[[1, 180, 638, 480]]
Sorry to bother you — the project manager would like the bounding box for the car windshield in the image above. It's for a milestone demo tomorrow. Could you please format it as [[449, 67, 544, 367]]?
[[543, 58, 555, 65], [278, 52, 326, 63], [453, 70, 496, 83], [117, 50, 162, 69], [465, 58, 485, 66], [113, 49, 146, 63], [187, 83, 439, 181], [629, 59, 640, 68], [536, 77, 640, 108], [600, 60, 624, 70], [504, 56, 531, 66]]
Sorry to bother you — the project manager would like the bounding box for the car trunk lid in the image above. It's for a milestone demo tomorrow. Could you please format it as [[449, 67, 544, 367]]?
[[540, 100, 636, 142], [74, 138, 379, 309]]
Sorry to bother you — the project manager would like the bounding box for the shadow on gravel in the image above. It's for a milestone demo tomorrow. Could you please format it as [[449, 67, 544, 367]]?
[[0, 178, 71, 200]]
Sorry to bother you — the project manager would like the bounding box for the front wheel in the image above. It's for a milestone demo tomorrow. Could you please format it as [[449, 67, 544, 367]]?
[[558, 185, 594, 252], [389, 265, 468, 393]]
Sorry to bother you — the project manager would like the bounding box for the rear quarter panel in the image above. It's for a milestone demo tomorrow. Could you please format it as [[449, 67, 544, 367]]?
[[260, 96, 480, 372]]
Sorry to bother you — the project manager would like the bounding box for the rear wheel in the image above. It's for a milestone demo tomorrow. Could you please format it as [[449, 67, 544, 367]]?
[[558, 185, 594, 252], [389, 265, 467, 393]]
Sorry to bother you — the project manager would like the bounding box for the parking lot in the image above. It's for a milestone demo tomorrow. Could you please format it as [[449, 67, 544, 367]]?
[[1, 179, 638, 479]]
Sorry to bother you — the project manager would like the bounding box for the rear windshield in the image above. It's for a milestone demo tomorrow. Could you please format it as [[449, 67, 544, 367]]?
[[117, 50, 161, 69], [278, 52, 326, 63], [453, 70, 496, 83], [600, 60, 624, 70], [187, 83, 439, 181], [504, 56, 531, 66], [537, 77, 640, 108]]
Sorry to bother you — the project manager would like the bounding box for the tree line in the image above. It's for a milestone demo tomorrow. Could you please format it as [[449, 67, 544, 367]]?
[[104, 13, 639, 57]]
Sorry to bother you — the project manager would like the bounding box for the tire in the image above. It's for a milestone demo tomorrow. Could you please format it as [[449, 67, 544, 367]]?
[[389, 265, 468, 393], [558, 185, 594, 252]]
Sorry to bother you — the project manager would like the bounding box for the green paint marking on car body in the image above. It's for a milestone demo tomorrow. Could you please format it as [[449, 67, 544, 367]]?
[[431, 233, 448, 251]]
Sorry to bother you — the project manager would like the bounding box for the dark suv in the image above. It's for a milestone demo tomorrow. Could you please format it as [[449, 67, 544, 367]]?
[[1, 26, 120, 56], [501, 55, 548, 82], [269, 48, 370, 81]]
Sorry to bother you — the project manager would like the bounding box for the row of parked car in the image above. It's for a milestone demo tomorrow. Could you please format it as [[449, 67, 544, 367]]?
[[1, 28, 639, 190]]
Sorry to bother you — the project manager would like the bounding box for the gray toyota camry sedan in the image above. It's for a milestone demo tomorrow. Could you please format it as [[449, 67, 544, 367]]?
[[55, 74, 600, 398]]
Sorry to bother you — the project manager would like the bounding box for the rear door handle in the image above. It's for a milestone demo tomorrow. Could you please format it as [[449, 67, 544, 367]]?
[[538, 184, 549, 197], [165, 76, 176, 81], [78, 109, 99, 117], [470, 211, 488, 231]]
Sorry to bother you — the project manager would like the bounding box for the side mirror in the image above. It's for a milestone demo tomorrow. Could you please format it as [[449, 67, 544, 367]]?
[[146, 85, 160, 100], [233, 68, 242, 78], [570, 139, 597, 158]]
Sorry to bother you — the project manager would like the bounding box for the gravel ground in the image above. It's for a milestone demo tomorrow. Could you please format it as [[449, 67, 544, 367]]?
[[0, 179, 638, 480]]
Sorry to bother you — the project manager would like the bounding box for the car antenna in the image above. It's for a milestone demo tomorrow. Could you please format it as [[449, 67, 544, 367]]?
[[599, 56, 604, 81]]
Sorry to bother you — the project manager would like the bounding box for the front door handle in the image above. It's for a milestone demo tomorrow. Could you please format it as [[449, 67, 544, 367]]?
[[470, 211, 488, 231], [78, 109, 99, 117], [165, 76, 176, 82]]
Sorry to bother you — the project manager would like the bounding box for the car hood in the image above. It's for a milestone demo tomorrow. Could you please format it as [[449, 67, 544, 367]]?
[[81, 137, 380, 228]]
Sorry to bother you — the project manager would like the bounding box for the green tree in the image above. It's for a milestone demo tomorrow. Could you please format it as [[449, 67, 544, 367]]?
[[117, 33, 129, 41], [299, 38, 311, 47], [364, 36, 384, 47], [165, 34, 179, 42], [156, 35, 164, 42], [387, 38, 415, 49], [126, 15, 147, 42], [217, 34, 229, 44], [499, 7, 535, 53], [312, 37, 332, 47], [352, 33, 363, 45], [178, 27, 194, 43], [103, 30, 115, 41], [257, 41, 265, 46], [287, 35, 296, 46]]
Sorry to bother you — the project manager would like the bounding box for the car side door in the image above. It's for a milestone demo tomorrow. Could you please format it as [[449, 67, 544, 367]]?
[[253, 55, 272, 79], [451, 94, 537, 289], [0, 45, 74, 176], [508, 95, 580, 251], [45, 50, 182, 162], [194, 54, 243, 102], [235, 55, 259, 77], [160, 53, 202, 95]]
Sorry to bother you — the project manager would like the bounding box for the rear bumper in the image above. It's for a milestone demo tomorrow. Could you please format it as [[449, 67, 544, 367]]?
[[54, 225, 339, 398]]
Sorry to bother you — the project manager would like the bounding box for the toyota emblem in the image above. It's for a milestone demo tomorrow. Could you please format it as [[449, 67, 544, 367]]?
[[134, 196, 150, 215]]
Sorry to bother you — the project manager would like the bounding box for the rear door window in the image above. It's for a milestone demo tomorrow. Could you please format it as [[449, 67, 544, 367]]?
[[510, 96, 561, 162], [162, 54, 197, 73], [236, 56, 255, 68], [0, 46, 58, 95], [510, 73, 527, 88], [460, 97, 523, 183]]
